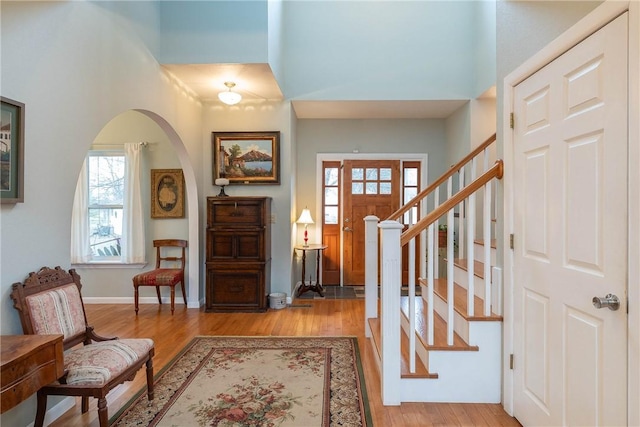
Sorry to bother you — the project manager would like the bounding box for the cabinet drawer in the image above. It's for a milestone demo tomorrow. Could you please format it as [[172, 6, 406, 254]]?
[[207, 230, 264, 260], [1, 335, 64, 414], [208, 199, 265, 227], [206, 265, 265, 310]]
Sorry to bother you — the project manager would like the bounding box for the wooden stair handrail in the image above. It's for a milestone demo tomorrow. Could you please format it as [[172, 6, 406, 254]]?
[[388, 133, 497, 222], [400, 159, 503, 246]]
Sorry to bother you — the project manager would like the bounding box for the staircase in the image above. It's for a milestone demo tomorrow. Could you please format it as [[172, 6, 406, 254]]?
[[364, 134, 504, 405]]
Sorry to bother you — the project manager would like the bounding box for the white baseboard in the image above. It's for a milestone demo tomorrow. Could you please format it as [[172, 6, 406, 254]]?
[[83, 296, 201, 309], [26, 397, 75, 427]]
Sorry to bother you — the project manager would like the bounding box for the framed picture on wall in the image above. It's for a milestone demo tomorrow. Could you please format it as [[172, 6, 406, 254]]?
[[151, 169, 185, 218], [212, 131, 280, 185], [1, 97, 25, 204]]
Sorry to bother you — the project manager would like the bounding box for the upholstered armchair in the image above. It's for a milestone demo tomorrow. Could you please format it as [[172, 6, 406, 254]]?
[[10, 266, 155, 427]]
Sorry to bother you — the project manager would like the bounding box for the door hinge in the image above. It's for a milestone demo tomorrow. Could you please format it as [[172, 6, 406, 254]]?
[[510, 354, 514, 370], [510, 234, 514, 249], [510, 113, 514, 129]]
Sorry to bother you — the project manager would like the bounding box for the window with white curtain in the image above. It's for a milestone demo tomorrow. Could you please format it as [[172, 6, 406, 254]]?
[[71, 143, 145, 264], [87, 152, 124, 259]]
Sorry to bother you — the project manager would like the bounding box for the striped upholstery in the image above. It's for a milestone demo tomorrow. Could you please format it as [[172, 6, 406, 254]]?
[[25, 283, 86, 339], [63, 338, 154, 386], [133, 269, 182, 286], [25, 281, 155, 386]]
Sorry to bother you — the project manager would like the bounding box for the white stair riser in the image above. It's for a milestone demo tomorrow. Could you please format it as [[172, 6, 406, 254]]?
[[396, 322, 502, 403], [400, 314, 430, 371], [429, 289, 470, 343], [473, 242, 496, 266], [453, 265, 491, 301]]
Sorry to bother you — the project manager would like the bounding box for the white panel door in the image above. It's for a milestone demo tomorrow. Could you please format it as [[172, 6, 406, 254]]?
[[513, 13, 628, 427]]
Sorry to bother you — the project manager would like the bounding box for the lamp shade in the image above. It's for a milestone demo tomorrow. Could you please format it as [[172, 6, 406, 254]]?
[[296, 208, 314, 225], [218, 82, 242, 105], [218, 90, 242, 105]]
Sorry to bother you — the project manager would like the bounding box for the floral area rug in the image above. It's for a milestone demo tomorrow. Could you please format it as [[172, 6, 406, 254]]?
[[111, 336, 372, 427]]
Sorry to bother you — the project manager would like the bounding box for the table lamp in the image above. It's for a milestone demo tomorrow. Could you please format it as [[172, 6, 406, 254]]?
[[296, 207, 314, 247], [215, 178, 229, 197]]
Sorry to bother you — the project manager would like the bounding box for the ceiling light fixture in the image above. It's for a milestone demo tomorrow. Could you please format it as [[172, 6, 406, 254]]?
[[218, 81, 242, 105]]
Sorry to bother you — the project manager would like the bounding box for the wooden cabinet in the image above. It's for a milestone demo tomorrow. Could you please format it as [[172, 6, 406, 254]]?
[[206, 196, 271, 312], [1, 334, 64, 414]]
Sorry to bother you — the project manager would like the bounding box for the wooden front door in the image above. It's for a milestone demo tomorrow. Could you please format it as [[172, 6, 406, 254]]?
[[343, 160, 400, 285], [512, 13, 628, 426]]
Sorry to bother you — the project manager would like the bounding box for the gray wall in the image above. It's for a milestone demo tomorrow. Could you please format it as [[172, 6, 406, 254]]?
[[282, 1, 477, 100], [296, 119, 447, 213]]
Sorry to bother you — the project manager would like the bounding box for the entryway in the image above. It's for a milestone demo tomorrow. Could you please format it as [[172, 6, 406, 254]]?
[[318, 154, 427, 286]]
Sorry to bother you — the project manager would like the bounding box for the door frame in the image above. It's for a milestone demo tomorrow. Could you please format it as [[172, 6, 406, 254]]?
[[502, 1, 640, 423], [316, 153, 428, 285]]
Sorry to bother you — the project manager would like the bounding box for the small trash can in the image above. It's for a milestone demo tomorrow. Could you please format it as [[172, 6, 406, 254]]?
[[269, 292, 287, 309]]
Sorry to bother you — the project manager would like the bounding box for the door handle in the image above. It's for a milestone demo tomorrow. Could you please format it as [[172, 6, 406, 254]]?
[[592, 294, 620, 311], [343, 226, 353, 232]]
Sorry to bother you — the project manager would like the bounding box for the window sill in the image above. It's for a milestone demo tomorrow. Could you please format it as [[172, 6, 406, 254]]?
[[71, 262, 147, 269]]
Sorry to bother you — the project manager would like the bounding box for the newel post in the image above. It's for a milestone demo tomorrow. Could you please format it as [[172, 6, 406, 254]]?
[[378, 219, 404, 406], [364, 215, 380, 338]]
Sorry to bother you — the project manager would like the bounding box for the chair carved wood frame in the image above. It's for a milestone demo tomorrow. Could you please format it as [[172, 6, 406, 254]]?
[[10, 266, 155, 427]]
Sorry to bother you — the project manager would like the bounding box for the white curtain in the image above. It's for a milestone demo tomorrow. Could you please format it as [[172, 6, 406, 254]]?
[[70, 159, 91, 263], [122, 143, 145, 263]]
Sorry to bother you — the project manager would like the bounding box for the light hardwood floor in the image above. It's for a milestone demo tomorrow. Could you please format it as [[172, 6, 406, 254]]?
[[50, 299, 521, 427]]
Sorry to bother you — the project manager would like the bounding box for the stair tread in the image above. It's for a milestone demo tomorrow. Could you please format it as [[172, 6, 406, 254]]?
[[368, 317, 437, 379], [452, 258, 488, 279], [419, 278, 502, 321], [401, 297, 477, 351], [474, 239, 497, 249]]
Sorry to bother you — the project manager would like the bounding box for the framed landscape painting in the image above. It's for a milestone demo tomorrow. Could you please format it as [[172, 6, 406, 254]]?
[[212, 131, 280, 185], [1, 97, 25, 204]]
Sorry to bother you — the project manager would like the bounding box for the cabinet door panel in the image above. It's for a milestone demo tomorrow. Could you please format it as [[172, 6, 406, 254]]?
[[207, 232, 234, 258], [207, 231, 264, 260], [207, 267, 262, 307], [236, 233, 263, 259]]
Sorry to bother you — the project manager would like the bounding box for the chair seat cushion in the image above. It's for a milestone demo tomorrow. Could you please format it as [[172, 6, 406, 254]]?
[[62, 338, 154, 386], [133, 269, 182, 286]]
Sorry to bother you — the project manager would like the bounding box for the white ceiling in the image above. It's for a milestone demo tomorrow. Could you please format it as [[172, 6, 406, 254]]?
[[162, 63, 284, 101], [162, 63, 469, 119]]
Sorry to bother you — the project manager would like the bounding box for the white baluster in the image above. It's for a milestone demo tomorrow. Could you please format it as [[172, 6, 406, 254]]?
[[484, 181, 492, 317], [467, 158, 476, 317], [409, 233, 416, 373], [407, 209, 416, 372], [458, 167, 465, 259], [427, 223, 435, 346], [447, 178, 454, 346], [434, 187, 440, 279]]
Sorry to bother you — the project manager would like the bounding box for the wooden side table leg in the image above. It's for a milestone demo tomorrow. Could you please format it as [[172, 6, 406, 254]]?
[[297, 249, 308, 297], [315, 249, 324, 297]]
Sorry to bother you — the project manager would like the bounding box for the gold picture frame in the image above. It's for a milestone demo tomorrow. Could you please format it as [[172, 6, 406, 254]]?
[[151, 169, 184, 218], [212, 131, 280, 185]]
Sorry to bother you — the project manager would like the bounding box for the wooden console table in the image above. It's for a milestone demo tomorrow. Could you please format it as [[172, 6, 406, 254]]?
[[1, 334, 64, 413], [295, 244, 328, 297]]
